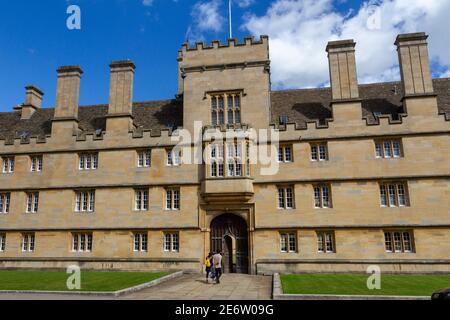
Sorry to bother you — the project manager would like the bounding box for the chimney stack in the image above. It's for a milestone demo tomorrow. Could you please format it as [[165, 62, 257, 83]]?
[[106, 60, 136, 134], [52, 65, 83, 138], [20, 85, 44, 120], [54, 65, 83, 120], [395, 32, 434, 96], [108, 60, 135, 115], [326, 40, 359, 101]]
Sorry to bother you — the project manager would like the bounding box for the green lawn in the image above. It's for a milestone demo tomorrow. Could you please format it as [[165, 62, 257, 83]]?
[[0, 271, 169, 292], [281, 274, 450, 296]]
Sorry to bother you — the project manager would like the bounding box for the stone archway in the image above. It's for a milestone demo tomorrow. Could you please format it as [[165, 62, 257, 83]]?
[[210, 213, 249, 274]]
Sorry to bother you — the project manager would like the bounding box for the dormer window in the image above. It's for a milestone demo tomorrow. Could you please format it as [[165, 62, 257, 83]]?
[[279, 115, 289, 125], [211, 92, 242, 126]]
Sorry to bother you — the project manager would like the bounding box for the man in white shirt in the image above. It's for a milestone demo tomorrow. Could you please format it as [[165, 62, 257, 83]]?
[[212, 252, 223, 284]]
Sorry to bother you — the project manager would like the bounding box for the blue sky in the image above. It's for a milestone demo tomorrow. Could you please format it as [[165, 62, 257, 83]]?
[[0, 0, 449, 112]]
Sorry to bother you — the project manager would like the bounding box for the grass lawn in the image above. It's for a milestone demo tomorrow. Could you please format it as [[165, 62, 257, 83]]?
[[281, 274, 450, 296], [0, 271, 169, 292]]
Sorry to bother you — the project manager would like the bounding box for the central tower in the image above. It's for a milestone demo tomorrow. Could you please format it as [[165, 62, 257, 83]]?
[[177, 36, 271, 133]]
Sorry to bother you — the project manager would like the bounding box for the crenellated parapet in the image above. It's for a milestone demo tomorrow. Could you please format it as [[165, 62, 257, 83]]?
[[178, 36, 270, 76]]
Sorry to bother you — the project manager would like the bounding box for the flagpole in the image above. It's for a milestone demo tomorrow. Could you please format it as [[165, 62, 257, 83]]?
[[229, 0, 232, 39]]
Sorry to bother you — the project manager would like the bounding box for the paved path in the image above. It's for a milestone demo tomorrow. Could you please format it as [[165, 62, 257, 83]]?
[[123, 273, 272, 300], [0, 273, 272, 300]]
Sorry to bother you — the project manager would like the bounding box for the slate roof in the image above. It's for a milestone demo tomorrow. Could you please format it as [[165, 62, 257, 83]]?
[[0, 78, 449, 141], [0, 99, 183, 141], [271, 78, 450, 127]]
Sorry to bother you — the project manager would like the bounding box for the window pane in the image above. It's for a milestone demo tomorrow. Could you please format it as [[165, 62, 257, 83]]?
[[384, 232, 393, 252], [235, 110, 241, 124], [280, 234, 288, 252], [384, 142, 392, 158], [311, 146, 318, 161], [317, 233, 324, 252], [33, 193, 39, 212], [285, 147, 292, 162], [397, 184, 407, 206], [286, 188, 293, 209], [278, 147, 283, 162], [325, 233, 334, 252], [402, 232, 412, 252], [314, 187, 321, 208], [375, 143, 383, 158], [278, 188, 285, 208], [136, 191, 142, 210], [392, 141, 401, 158], [142, 234, 148, 251], [172, 234, 179, 252], [89, 192, 95, 212], [319, 145, 327, 160], [388, 185, 397, 207], [166, 190, 172, 209], [393, 232, 402, 252], [289, 234, 296, 252], [173, 190, 180, 209], [380, 185, 388, 207], [134, 234, 140, 251], [322, 186, 330, 208], [143, 191, 149, 210]]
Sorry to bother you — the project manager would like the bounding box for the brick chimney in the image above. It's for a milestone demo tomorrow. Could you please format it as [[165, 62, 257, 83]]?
[[326, 39, 359, 101], [326, 39, 361, 124], [52, 65, 83, 137], [20, 85, 44, 120], [395, 32, 434, 96], [106, 60, 136, 134]]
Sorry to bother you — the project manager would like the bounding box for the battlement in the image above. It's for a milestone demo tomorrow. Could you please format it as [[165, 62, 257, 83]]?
[[178, 35, 269, 70]]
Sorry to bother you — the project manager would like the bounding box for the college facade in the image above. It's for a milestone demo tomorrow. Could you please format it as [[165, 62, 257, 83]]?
[[0, 32, 449, 274]]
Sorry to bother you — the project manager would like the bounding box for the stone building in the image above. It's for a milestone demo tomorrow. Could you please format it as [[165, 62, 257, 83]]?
[[0, 32, 449, 274]]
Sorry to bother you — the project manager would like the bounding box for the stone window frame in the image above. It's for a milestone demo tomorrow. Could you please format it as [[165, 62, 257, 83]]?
[[133, 232, 148, 252], [166, 148, 182, 166], [78, 152, 99, 171], [207, 140, 251, 179], [137, 149, 152, 168], [310, 142, 328, 162], [279, 231, 298, 253], [71, 232, 93, 252], [134, 188, 149, 211], [165, 188, 181, 211], [317, 231, 336, 253], [277, 185, 295, 210], [1, 156, 15, 174], [0, 192, 11, 214], [375, 139, 403, 159], [30, 155, 43, 172], [209, 90, 242, 127], [278, 145, 294, 163], [74, 190, 96, 213], [313, 184, 332, 209], [25, 192, 39, 213], [21, 233, 35, 252], [384, 230, 415, 253], [379, 181, 409, 208], [163, 232, 179, 253]]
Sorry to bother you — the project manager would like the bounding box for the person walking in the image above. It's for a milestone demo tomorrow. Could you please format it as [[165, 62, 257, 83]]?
[[212, 251, 223, 284], [204, 252, 213, 283]]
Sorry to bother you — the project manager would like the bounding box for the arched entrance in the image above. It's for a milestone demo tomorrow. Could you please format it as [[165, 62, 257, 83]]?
[[210, 214, 248, 274]]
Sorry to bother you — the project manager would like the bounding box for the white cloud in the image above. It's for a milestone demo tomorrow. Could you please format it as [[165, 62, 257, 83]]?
[[242, 0, 450, 89], [142, 0, 154, 6], [236, 0, 255, 8], [192, 0, 225, 33]]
